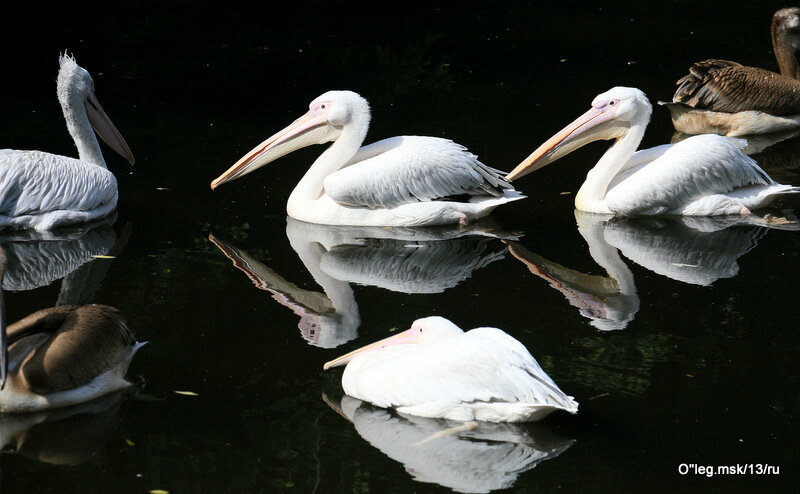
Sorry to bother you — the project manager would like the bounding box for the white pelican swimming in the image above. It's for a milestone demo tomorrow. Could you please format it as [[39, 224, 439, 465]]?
[[211, 90, 523, 227], [0, 54, 134, 231], [0, 247, 144, 412], [662, 7, 800, 136], [323, 316, 578, 423], [507, 87, 799, 216]]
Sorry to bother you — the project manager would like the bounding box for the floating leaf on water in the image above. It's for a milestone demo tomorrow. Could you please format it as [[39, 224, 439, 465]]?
[[174, 390, 199, 396], [125, 438, 135, 447], [150, 490, 169, 494], [92, 255, 116, 259], [560, 191, 571, 195]]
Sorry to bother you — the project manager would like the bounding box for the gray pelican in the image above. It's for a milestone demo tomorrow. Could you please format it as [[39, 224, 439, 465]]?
[[663, 7, 800, 136], [0, 247, 144, 412], [210, 90, 522, 226], [323, 316, 578, 423], [508, 87, 798, 217], [0, 54, 134, 231]]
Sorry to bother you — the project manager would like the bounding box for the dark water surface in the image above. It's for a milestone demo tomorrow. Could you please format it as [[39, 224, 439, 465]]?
[[1, 1, 799, 492]]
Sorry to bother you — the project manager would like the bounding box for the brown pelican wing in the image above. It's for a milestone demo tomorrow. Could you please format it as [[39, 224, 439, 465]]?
[[673, 59, 800, 115], [9, 305, 135, 394]]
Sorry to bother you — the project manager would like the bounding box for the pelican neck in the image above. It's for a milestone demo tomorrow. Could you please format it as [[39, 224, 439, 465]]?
[[574, 123, 645, 213], [62, 99, 107, 169]]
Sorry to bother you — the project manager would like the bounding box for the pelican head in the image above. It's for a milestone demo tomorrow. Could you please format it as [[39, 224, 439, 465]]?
[[56, 53, 135, 165], [322, 316, 463, 370], [210, 90, 371, 189], [774, 7, 800, 49], [507, 86, 651, 181]]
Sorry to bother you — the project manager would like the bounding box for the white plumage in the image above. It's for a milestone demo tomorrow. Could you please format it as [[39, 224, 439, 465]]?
[[508, 87, 798, 217], [0, 55, 133, 231], [324, 316, 578, 423], [211, 90, 523, 226]]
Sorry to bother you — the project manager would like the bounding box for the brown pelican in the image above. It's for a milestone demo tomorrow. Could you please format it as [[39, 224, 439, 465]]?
[[663, 7, 800, 136], [0, 247, 144, 412]]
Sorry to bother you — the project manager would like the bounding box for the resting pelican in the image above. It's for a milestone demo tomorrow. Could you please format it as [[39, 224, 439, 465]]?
[[507, 87, 798, 216], [323, 316, 578, 423], [0, 248, 144, 412], [211, 90, 523, 226], [662, 7, 800, 136], [0, 54, 134, 231]]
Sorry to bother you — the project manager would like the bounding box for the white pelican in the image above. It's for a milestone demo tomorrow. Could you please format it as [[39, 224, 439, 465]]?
[[210, 90, 523, 227], [662, 7, 800, 136], [323, 316, 578, 423], [0, 248, 144, 412], [0, 54, 134, 231], [507, 87, 799, 216]]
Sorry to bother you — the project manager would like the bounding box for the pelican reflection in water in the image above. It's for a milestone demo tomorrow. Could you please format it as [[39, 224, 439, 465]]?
[[507, 211, 775, 330], [324, 394, 574, 494], [210, 218, 511, 348]]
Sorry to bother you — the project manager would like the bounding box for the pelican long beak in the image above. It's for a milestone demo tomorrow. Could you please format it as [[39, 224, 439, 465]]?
[[507, 105, 619, 181], [86, 91, 135, 165], [210, 104, 339, 190], [323, 327, 420, 370]]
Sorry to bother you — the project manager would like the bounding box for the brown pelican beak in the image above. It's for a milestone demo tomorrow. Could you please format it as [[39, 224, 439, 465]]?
[[507, 104, 623, 181], [322, 327, 421, 370], [86, 91, 135, 165], [210, 102, 340, 190]]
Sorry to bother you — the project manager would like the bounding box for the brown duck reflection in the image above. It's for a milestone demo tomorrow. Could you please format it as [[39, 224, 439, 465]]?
[[0, 388, 133, 465]]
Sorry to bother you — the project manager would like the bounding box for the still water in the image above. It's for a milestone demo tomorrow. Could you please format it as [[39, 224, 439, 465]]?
[[1, 1, 798, 492]]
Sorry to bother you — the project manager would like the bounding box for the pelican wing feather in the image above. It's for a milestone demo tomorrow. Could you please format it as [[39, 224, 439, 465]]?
[[344, 328, 577, 413], [607, 134, 780, 215], [673, 59, 800, 115], [324, 136, 512, 209], [0, 151, 117, 219]]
